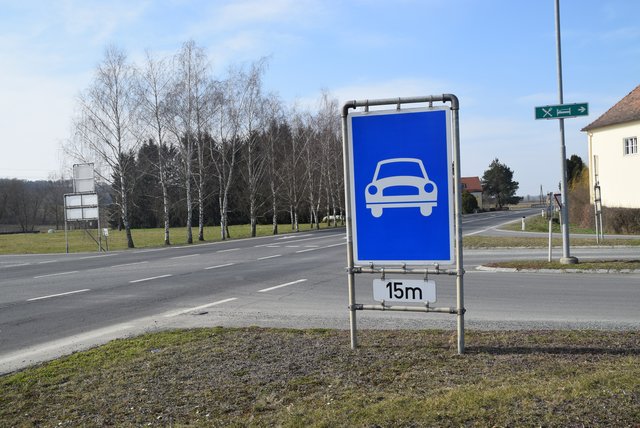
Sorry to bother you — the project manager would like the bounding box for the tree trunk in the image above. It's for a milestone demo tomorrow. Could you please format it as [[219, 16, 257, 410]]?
[[271, 186, 278, 235], [120, 175, 135, 249], [185, 168, 193, 244]]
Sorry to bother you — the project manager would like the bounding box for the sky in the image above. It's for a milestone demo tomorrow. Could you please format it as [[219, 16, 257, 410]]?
[[1, 0, 640, 196]]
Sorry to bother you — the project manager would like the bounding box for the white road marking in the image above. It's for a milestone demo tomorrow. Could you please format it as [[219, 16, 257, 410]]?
[[38, 260, 59, 264], [0, 263, 30, 268], [217, 248, 240, 253], [28, 289, 90, 302], [163, 298, 238, 317], [257, 254, 282, 261], [253, 234, 341, 247], [296, 242, 344, 253], [78, 254, 116, 260], [170, 253, 200, 260], [33, 271, 79, 279], [204, 263, 235, 270], [129, 274, 172, 284], [258, 278, 307, 293], [111, 261, 149, 268]]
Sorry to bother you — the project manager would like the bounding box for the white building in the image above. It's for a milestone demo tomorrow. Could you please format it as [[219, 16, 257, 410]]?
[[582, 85, 640, 209]]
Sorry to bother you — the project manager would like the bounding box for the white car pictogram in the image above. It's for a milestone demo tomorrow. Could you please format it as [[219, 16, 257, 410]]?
[[365, 158, 437, 218]]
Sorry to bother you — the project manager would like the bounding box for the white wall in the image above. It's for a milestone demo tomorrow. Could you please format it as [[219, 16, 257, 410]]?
[[588, 121, 640, 208]]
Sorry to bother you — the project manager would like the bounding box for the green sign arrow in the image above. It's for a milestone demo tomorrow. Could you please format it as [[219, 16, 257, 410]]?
[[535, 103, 589, 120]]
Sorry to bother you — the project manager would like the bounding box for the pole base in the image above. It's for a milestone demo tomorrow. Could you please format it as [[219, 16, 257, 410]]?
[[560, 256, 579, 265]]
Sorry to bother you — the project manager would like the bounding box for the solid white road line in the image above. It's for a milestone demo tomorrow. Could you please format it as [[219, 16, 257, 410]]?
[[258, 278, 307, 293], [163, 297, 238, 317], [204, 263, 235, 270], [129, 274, 172, 284], [33, 271, 79, 279], [28, 289, 91, 302], [257, 254, 282, 261]]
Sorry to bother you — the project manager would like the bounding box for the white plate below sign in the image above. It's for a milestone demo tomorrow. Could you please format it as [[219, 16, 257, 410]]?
[[373, 279, 436, 303]]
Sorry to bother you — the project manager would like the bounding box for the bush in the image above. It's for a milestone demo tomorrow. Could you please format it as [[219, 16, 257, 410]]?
[[461, 190, 478, 214], [602, 207, 640, 234], [569, 167, 640, 233]]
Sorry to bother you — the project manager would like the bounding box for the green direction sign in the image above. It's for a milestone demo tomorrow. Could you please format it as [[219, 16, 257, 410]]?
[[535, 102, 589, 120]]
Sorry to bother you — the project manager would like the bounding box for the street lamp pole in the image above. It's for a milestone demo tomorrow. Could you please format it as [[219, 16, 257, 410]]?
[[555, 0, 578, 264]]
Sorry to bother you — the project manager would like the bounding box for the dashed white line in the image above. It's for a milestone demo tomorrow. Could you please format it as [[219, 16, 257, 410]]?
[[78, 254, 116, 260], [38, 260, 59, 265], [28, 289, 90, 302], [170, 253, 200, 260], [257, 254, 282, 261], [204, 263, 235, 270], [129, 274, 172, 284], [258, 278, 307, 293], [296, 242, 344, 253], [111, 261, 149, 268], [33, 271, 79, 279], [217, 248, 240, 253], [163, 297, 238, 317], [0, 263, 30, 268]]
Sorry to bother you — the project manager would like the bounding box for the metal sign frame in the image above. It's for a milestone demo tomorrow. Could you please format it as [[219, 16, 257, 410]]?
[[341, 94, 465, 354], [64, 163, 104, 253]]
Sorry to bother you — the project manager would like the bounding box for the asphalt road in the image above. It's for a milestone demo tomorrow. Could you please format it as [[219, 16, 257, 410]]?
[[1, 209, 638, 373]]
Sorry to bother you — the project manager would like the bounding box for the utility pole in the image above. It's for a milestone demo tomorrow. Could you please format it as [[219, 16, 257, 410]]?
[[554, 0, 578, 264]]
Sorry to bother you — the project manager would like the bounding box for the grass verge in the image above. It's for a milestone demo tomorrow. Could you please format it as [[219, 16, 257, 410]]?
[[504, 214, 596, 234], [1, 328, 638, 426], [484, 259, 640, 271], [0, 223, 337, 254], [463, 235, 640, 248]]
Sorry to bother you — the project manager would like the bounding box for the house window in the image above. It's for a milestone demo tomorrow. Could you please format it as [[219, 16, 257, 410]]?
[[623, 137, 638, 155]]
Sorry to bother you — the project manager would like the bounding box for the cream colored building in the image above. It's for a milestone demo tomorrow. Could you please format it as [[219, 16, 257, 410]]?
[[582, 85, 640, 209]]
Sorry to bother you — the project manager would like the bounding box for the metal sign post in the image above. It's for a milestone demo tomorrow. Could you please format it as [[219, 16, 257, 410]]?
[[341, 94, 465, 354]]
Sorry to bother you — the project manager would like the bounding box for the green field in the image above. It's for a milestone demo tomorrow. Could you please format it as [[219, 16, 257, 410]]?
[[1, 328, 638, 426]]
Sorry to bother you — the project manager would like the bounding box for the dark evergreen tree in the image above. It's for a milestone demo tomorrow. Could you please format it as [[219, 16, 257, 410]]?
[[481, 158, 521, 208]]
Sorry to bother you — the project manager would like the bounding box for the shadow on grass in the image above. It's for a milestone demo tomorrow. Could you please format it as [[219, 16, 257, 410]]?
[[468, 346, 640, 356]]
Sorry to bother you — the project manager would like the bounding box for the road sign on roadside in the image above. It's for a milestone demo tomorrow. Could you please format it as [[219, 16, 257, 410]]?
[[535, 102, 588, 120], [347, 107, 454, 265]]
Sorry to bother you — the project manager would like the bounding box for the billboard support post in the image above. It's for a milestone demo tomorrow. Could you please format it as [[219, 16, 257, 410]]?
[[341, 94, 464, 354]]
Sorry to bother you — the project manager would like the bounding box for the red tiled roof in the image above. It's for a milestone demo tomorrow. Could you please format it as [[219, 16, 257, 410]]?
[[582, 84, 640, 131], [461, 176, 482, 193]]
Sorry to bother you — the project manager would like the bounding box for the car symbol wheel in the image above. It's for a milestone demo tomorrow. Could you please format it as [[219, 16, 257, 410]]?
[[420, 206, 433, 217], [371, 207, 383, 218]]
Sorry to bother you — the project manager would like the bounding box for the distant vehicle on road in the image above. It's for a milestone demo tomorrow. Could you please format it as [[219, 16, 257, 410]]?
[[365, 158, 437, 218]]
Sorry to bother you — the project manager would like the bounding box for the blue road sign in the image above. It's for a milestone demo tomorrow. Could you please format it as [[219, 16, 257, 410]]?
[[347, 107, 454, 265]]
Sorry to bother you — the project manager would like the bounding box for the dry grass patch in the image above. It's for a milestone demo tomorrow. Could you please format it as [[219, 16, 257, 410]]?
[[1, 328, 638, 426]]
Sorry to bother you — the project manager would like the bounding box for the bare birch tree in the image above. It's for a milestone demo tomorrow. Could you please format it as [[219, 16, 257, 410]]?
[[237, 60, 270, 237], [165, 40, 209, 244], [263, 96, 286, 234], [136, 51, 173, 245], [210, 64, 257, 240], [74, 45, 139, 248], [284, 108, 310, 232]]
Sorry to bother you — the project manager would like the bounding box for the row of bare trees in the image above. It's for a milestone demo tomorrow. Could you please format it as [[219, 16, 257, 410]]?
[[67, 41, 344, 248], [0, 179, 69, 233]]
